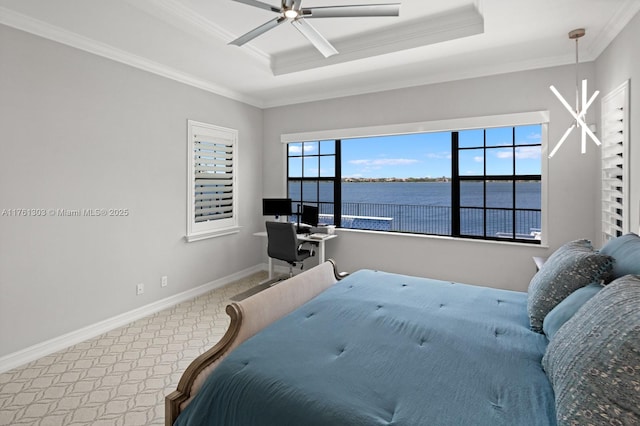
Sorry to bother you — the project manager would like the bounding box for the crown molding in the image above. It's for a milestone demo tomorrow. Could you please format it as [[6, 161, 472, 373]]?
[[271, 4, 484, 76], [262, 53, 572, 108], [2, 1, 638, 110], [127, 0, 232, 41], [0, 6, 265, 108], [584, 0, 640, 59], [122, 0, 270, 64]]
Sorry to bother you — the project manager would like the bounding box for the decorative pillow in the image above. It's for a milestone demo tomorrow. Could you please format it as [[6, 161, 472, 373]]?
[[542, 282, 602, 340], [527, 239, 612, 333], [600, 232, 640, 281], [542, 274, 640, 425]]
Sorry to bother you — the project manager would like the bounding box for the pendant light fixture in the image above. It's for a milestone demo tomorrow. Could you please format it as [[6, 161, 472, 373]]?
[[548, 28, 601, 158]]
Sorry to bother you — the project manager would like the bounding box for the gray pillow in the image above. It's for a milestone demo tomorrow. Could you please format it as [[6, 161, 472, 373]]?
[[542, 282, 603, 340], [527, 239, 612, 332], [542, 274, 640, 425], [600, 232, 640, 281]]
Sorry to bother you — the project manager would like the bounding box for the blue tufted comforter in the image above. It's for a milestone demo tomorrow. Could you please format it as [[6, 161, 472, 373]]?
[[176, 270, 556, 426]]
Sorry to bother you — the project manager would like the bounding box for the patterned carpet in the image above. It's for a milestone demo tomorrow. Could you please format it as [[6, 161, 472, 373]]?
[[0, 271, 266, 426]]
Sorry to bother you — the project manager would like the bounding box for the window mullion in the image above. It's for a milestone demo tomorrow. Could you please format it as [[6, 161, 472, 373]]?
[[335, 140, 342, 228], [451, 132, 460, 237], [483, 130, 487, 239], [512, 127, 517, 239]]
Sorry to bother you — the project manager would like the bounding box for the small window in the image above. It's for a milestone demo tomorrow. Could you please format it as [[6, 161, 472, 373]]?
[[186, 120, 239, 242]]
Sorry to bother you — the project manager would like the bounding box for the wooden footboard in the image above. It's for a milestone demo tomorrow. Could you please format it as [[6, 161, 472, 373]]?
[[165, 259, 346, 425]]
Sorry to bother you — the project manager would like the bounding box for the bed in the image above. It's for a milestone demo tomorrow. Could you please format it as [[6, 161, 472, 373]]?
[[166, 234, 640, 426]]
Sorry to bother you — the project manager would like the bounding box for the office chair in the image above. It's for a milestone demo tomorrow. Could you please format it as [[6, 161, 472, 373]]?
[[266, 221, 314, 278]]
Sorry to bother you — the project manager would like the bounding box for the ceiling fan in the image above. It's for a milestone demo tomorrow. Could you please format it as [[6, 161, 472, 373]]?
[[229, 0, 401, 58]]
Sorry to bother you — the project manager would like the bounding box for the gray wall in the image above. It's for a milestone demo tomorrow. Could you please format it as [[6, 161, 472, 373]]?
[[263, 65, 601, 291], [595, 10, 640, 238], [2, 12, 637, 360], [0, 25, 264, 358]]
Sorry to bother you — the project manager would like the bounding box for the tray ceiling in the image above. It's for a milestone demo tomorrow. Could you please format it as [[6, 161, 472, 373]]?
[[1, 0, 639, 107]]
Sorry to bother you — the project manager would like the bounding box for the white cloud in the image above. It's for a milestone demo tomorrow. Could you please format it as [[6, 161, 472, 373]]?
[[495, 150, 512, 159], [426, 152, 452, 160], [349, 158, 419, 166], [495, 147, 541, 160], [473, 156, 484, 162], [288, 145, 316, 154], [517, 147, 542, 159], [514, 132, 541, 144]]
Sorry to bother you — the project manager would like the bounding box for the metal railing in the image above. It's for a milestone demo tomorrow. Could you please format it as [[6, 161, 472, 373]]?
[[314, 202, 541, 240]]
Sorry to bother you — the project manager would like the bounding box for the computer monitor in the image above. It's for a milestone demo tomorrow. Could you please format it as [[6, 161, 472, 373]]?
[[262, 198, 292, 217], [301, 204, 319, 227]]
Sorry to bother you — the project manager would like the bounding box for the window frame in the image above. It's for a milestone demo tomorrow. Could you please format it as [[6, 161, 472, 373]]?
[[452, 128, 543, 243], [186, 120, 240, 242], [283, 112, 548, 245], [287, 140, 341, 226]]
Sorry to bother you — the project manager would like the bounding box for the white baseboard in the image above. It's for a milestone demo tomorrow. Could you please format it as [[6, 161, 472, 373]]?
[[0, 264, 266, 374]]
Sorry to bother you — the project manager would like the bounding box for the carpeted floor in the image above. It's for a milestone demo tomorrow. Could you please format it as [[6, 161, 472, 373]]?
[[0, 271, 266, 426]]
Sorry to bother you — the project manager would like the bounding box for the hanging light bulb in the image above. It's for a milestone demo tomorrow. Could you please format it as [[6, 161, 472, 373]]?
[[549, 28, 601, 158]]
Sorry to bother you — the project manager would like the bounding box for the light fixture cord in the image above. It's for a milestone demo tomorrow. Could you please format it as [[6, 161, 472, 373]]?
[[575, 37, 579, 124]]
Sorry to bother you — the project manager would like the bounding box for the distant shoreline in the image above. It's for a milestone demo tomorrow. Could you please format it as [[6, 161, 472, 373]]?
[[343, 178, 449, 183], [342, 179, 539, 183]]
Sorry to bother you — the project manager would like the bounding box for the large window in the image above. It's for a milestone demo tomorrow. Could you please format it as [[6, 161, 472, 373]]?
[[186, 120, 239, 242], [287, 121, 543, 244]]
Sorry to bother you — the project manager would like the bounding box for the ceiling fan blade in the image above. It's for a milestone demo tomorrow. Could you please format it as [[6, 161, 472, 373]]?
[[232, 0, 281, 13], [302, 4, 400, 18], [283, 0, 294, 9], [292, 0, 302, 11], [229, 17, 286, 46], [291, 18, 338, 58]]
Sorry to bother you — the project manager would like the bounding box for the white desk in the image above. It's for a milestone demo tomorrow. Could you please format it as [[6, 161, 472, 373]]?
[[254, 231, 337, 279]]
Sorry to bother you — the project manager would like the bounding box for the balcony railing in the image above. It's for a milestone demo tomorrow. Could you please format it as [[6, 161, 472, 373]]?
[[313, 202, 541, 240]]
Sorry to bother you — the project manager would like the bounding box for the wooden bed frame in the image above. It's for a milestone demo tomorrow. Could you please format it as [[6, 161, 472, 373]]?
[[165, 260, 347, 426]]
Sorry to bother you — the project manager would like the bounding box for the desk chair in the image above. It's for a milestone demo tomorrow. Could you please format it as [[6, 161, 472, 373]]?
[[266, 221, 314, 278]]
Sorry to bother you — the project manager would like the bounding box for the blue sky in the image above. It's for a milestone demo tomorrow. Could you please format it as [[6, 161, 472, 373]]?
[[288, 125, 542, 178], [343, 132, 452, 179], [341, 125, 542, 178]]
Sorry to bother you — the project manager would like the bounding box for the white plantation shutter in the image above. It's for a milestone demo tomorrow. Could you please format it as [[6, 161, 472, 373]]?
[[187, 120, 239, 241], [194, 139, 233, 222], [601, 80, 629, 244]]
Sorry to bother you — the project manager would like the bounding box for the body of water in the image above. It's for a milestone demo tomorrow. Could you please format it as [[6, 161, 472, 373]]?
[[341, 181, 540, 209], [288, 181, 541, 238]]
